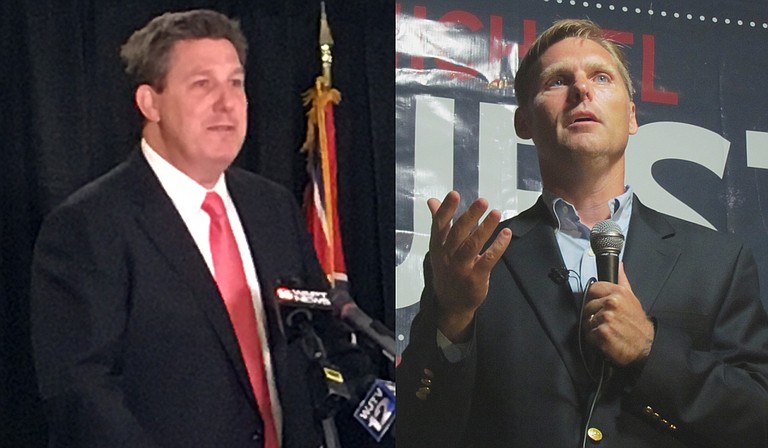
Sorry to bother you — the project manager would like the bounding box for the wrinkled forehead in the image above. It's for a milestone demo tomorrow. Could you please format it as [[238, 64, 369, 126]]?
[[537, 38, 617, 69]]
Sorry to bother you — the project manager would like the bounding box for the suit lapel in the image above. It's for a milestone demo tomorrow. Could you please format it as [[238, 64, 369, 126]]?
[[623, 196, 681, 312], [501, 199, 593, 389], [122, 151, 257, 405], [226, 171, 289, 377]]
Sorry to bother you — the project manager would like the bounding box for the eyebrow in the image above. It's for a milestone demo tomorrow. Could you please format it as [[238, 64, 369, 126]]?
[[185, 66, 246, 79]]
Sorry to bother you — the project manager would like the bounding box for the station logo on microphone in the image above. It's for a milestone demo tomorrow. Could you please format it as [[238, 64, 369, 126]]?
[[354, 379, 396, 441]]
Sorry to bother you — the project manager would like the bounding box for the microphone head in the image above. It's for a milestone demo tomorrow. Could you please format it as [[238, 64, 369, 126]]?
[[590, 219, 625, 255]]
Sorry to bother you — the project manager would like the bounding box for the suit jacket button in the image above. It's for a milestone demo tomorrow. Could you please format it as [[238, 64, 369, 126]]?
[[252, 431, 262, 441], [587, 427, 603, 442], [416, 386, 431, 400]]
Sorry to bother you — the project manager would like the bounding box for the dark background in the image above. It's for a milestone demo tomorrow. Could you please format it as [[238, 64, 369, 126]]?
[[0, 0, 394, 445]]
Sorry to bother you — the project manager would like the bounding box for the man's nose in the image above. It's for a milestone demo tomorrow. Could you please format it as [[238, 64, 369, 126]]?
[[213, 83, 239, 111], [570, 75, 593, 103]]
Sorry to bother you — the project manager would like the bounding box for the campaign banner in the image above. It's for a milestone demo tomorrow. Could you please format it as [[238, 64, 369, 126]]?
[[395, 0, 768, 356]]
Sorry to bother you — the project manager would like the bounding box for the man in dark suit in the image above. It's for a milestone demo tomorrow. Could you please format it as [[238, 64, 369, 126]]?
[[31, 9, 335, 447], [398, 19, 768, 447]]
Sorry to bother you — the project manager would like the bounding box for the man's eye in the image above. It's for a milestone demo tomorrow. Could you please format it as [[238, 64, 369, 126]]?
[[231, 79, 244, 88], [595, 74, 610, 83], [549, 78, 565, 87], [193, 79, 209, 87]]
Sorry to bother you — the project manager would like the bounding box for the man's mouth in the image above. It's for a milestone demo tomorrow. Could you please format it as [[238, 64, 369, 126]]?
[[569, 113, 598, 125], [207, 124, 236, 131]]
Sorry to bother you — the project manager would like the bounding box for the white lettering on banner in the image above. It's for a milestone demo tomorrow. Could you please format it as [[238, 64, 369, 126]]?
[[397, 99, 745, 309], [746, 130, 768, 169], [396, 96, 454, 308], [479, 103, 538, 220], [626, 121, 730, 230]]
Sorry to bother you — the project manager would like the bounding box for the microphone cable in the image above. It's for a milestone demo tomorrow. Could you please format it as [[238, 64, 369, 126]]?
[[577, 277, 609, 448]]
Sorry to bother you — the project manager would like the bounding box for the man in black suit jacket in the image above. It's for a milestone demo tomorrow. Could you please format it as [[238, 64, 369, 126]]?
[[398, 19, 768, 447], [31, 10, 335, 447]]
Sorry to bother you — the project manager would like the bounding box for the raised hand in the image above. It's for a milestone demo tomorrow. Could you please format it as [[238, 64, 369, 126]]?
[[582, 263, 655, 366], [427, 191, 512, 342]]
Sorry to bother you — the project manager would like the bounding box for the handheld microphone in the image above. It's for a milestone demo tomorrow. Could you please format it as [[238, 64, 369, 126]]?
[[589, 220, 625, 284], [353, 378, 396, 442], [330, 288, 396, 363]]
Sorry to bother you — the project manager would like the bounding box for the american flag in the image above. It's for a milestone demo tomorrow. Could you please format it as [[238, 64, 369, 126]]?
[[301, 4, 347, 286]]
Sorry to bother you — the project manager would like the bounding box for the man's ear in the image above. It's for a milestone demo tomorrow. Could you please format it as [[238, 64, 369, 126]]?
[[135, 84, 160, 123], [514, 107, 532, 139], [628, 101, 638, 135]]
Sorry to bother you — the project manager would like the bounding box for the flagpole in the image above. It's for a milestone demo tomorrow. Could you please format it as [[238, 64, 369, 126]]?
[[319, 1, 333, 87], [302, 5, 346, 448]]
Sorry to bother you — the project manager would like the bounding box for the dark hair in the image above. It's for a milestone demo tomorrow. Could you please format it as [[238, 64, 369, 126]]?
[[120, 9, 248, 90], [514, 18, 634, 106]]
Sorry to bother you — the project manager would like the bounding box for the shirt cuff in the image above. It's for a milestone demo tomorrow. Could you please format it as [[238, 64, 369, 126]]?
[[436, 328, 474, 363]]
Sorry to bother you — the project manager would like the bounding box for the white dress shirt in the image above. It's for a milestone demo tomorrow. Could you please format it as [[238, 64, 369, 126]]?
[[140, 139, 283, 441]]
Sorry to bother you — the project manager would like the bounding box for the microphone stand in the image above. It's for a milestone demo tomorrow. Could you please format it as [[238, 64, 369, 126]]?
[[330, 288, 397, 364], [286, 309, 350, 448]]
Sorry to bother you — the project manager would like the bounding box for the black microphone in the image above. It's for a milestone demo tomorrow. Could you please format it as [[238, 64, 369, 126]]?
[[275, 285, 352, 424], [330, 288, 396, 363], [589, 220, 625, 284]]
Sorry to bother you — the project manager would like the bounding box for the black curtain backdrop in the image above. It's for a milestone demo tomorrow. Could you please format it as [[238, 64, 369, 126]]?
[[0, 0, 394, 445]]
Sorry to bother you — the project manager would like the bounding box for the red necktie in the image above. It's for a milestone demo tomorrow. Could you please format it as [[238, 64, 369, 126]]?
[[202, 191, 279, 448]]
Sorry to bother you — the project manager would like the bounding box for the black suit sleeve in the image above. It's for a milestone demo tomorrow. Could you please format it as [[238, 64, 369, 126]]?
[[396, 255, 478, 448], [31, 201, 160, 448], [631, 241, 768, 447]]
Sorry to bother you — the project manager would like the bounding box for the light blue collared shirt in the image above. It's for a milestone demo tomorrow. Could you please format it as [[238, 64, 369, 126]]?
[[542, 186, 633, 297]]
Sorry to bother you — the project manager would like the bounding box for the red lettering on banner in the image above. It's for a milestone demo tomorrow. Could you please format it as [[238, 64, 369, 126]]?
[[395, 5, 680, 106], [521, 19, 537, 58], [641, 34, 679, 105], [436, 10, 483, 78]]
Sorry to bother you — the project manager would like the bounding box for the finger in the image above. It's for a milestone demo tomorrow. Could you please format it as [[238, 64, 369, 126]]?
[[428, 192, 460, 251], [586, 311, 601, 331], [428, 191, 458, 218], [442, 197, 490, 253], [475, 227, 513, 273], [453, 207, 502, 261], [584, 280, 610, 304], [618, 262, 634, 293], [585, 276, 626, 302], [582, 298, 604, 318], [426, 197, 442, 217]]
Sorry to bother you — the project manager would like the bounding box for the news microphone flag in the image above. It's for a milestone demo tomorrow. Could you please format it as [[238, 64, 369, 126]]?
[[301, 3, 347, 287], [353, 379, 395, 442]]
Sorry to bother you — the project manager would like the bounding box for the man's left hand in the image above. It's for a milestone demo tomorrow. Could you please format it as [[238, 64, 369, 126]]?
[[582, 263, 654, 366]]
